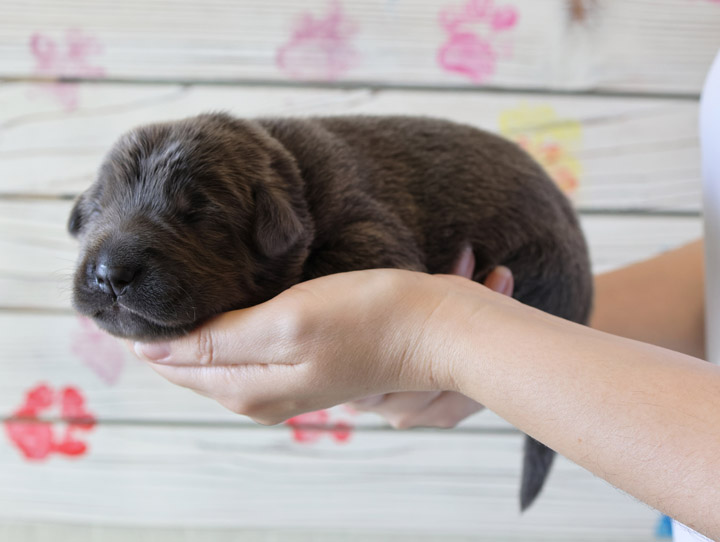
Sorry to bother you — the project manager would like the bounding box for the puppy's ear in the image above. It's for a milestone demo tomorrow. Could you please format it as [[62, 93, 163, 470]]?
[[67, 193, 86, 238], [253, 181, 304, 258]]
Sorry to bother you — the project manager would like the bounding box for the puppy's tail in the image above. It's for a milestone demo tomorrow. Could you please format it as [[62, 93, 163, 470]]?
[[520, 436, 556, 511]]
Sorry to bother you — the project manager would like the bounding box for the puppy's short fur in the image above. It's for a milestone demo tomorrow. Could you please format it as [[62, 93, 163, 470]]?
[[69, 113, 592, 510]]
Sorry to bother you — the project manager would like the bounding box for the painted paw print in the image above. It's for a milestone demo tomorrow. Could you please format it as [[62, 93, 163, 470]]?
[[437, 0, 519, 83], [3, 384, 96, 460], [518, 137, 580, 195], [499, 104, 583, 197], [284, 409, 353, 444], [276, 1, 359, 81], [72, 317, 126, 385], [29, 29, 105, 110]]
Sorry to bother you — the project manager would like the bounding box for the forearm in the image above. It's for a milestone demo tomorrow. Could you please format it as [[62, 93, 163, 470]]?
[[590, 239, 706, 359], [446, 295, 720, 537]]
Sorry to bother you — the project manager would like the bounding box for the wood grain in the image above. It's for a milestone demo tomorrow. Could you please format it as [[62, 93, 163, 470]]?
[[0, 424, 658, 536], [0, 82, 703, 211], [0, 206, 702, 425], [2, 0, 719, 94], [0, 197, 702, 311]]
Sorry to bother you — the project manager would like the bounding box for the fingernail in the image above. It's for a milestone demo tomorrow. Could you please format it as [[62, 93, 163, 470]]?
[[451, 244, 476, 279], [487, 266, 513, 296], [134, 342, 171, 362], [496, 267, 514, 296]]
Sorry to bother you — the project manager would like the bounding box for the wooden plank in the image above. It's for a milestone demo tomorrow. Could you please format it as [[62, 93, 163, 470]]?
[[0, 306, 516, 433], [0, 522, 660, 542], [2, 0, 720, 94], [0, 192, 700, 425], [0, 208, 702, 427], [0, 198, 703, 311], [0, 424, 658, 537], [0, 521, 661, 542], [0, 82, 703, 211], [0, 310, 466, 428], [581, 214, 703, 273]]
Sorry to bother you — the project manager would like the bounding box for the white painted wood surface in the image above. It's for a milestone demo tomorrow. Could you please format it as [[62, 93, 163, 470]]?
[[0, 523, 662, 542], [701, 49, 720, 365], [0, 83, 704, 210], [0, 211, 703, 421], [0, 199, 704, 312], [2, 0, 720, 94], [1, 0, 713, 539], [0, 426, 660, 539]]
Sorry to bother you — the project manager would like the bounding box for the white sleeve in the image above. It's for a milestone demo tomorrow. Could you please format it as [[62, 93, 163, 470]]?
[[681, 48, 720, 542], [701, 47, 720, 364], [672, 520, 716, 542]]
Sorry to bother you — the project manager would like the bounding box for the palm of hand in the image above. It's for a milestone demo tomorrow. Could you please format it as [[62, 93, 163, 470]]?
[[349, 245, 514, 429]]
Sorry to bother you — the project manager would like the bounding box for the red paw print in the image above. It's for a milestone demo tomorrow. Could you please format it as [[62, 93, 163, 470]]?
[[72, 317, 126, 385], [28, 29, 105, 110], [276, 1, 359, 81], [3, 384, 96, 460], [284, 409, 353, 444], [438, 0, 519, 83]]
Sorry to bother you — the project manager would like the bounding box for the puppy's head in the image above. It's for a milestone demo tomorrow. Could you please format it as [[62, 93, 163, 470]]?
[[69, 113, 312, 341]]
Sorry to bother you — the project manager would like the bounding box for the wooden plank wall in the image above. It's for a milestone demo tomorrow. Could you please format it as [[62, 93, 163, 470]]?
[[0, 0, 716, 540]]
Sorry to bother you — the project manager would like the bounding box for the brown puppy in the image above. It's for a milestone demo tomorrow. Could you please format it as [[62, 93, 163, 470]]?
[[68, 113, 592, 510]]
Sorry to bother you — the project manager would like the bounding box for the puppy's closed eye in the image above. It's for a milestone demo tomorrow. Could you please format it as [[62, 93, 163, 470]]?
[[170, 191, 213, 225]]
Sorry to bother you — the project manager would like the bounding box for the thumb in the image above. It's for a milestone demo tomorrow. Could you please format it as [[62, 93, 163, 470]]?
[[132, 300, 295, 366]]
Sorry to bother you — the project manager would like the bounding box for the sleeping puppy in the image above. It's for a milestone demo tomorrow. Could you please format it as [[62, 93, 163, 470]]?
[[68, 113, 593, 511]]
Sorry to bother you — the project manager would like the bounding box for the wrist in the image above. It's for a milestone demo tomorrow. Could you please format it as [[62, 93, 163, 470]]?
[[411, 276, 519, 395], [438, 284, 563, 403]]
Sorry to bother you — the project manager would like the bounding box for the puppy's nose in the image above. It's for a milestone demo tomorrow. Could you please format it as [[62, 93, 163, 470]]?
[[94, 261, 138, 297]]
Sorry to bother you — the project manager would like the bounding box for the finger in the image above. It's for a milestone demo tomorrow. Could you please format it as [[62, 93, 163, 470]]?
[[132, 299, 298, 366], [146, 362, 235, 396], [349, 394, 387, 409], [450, 243, 475, 279], [483, 266, 514, 297], [404, 391, 485, 429], [147, 359, 292, 408], [362, 391, 443, 429]]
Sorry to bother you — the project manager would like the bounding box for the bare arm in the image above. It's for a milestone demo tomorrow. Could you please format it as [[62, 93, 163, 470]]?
[[355, 240, 707, 429], [133, 242, 720, 537], [445, 277, 720, 536], [591, 239, 706, 359]]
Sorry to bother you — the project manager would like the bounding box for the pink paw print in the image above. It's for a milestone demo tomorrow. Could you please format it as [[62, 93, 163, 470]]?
[[284, 409, 353, 444], [437, 0, 519, 83], [276, 1, 359, 81], [29, 29, 105, 110], [71, 317, 126, 386], [4, 384, 96, 461]]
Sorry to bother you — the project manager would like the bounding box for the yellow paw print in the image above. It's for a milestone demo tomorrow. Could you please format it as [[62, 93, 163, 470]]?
[[499, 104, 582, 198]]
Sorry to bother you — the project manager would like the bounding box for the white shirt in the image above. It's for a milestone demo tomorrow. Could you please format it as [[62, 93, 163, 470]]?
[[673, 520, 715, 542]]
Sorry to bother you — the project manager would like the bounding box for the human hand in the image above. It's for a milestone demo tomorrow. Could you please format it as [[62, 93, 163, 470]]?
[[131, 264, 508, 425], [348, 249, 514, 429]]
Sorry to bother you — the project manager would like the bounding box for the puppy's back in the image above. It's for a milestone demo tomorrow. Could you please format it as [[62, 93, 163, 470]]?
[[259, 115, 591, 324]]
